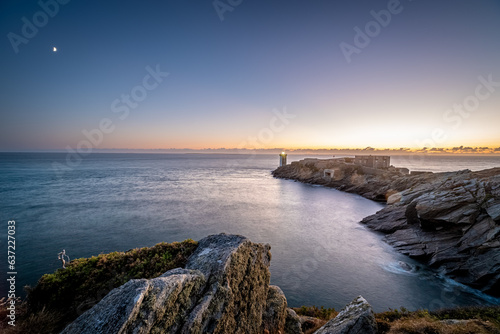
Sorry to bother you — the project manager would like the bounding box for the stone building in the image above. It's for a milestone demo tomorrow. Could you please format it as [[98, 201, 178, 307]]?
[[354, 155, 390, 169]]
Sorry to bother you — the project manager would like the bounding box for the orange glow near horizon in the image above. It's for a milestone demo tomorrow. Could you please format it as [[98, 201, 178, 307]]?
[[94, 141, 500, 153], [94, 125, 499, 152]]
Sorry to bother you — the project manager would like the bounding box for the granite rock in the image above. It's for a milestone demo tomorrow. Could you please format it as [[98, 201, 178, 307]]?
[[314, 296, 377, 334], [62, 234, 280, 334]]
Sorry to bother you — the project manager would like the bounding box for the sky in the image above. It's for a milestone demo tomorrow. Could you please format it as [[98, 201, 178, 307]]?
[[1, 0, 500, 152]]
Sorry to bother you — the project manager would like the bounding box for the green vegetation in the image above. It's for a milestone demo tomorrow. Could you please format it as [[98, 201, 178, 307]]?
[[0, 239, 198, 334], [294, 305, 500, 334], [431, 305, 500, 324], [292, 305, 338, 334], [376, 306, 500, 334], [293, 305, 338, 320]]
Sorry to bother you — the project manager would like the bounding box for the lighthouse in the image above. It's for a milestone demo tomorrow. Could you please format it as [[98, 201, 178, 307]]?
[[279, 152, 287, 166]]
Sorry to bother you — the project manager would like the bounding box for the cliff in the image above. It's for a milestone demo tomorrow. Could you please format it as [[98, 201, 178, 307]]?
[[272, 159, 500, 297]]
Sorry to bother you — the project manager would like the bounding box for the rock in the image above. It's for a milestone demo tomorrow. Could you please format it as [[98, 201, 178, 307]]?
[[486, 201, 500, 221], [314, 296, 377, 334], [284, 308, 304, 334], [414, 190, 476, 226], [440, 319, 472, 325], [299, 315, 324, 332], [61, 268, 206, 334], [387, 192, 402, 204], [398, 261, 414, 273], [361, 206, 407, 233], [183, 233, 272, 333], [461, 247, 500, 295], [262, 286, 288, 334], [457, 216, 496, 252], [62, 234, 277, 334]]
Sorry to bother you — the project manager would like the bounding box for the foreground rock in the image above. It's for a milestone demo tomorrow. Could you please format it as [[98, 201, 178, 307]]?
[[61, 233, 388, 333], [262, 286, 288, 334], [285, 309, 304, 334], [61, 268, 206, 333], [183, 234, 273, 333], [273, 159, 500, 296], [62, 234, 289, 334], [314, 296, 377, 334]]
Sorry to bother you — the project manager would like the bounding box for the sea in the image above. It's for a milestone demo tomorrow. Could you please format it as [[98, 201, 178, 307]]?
[[1, 152, 499, 312]]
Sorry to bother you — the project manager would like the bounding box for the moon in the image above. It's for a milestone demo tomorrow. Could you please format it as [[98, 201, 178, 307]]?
[[53, 47, 57, 52]]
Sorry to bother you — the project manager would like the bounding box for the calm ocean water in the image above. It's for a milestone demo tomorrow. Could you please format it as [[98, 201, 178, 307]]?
[[1, 153, 499, 311]]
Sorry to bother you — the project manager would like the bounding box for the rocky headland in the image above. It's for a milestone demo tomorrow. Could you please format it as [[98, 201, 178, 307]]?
[[272, 158, 500, 297]]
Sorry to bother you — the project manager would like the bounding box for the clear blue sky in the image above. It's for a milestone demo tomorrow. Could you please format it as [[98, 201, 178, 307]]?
[[1, 0, 500, 151]]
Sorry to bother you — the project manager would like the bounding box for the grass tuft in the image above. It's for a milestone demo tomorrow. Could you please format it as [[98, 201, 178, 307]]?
[[292, 305, 337, 320]]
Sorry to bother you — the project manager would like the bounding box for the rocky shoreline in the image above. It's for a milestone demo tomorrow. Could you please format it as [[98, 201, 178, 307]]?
[[272, 158, 500, 297]]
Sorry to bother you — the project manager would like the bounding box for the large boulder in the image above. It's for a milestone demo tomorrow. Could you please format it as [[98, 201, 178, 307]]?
[[299, 315, 324, 333], [314, 296, 377, 334], [60, 268, 206, 334], [486, 200, 500, 221], [61, 234, 277, 334], [183, 233, 272, 333], [262, 285, 288, 334], [284, 308, 304, 334]]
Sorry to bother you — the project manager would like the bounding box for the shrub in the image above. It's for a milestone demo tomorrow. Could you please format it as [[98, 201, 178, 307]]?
[[2, 239, 198, 334], [293, 305, 337, 320], [431, 306, 500, 327], [376, 306, 500, 334], [386, 317, 499, 334]]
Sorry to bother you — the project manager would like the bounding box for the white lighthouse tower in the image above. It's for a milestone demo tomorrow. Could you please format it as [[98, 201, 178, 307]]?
[[279, 152, 287, 166]]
